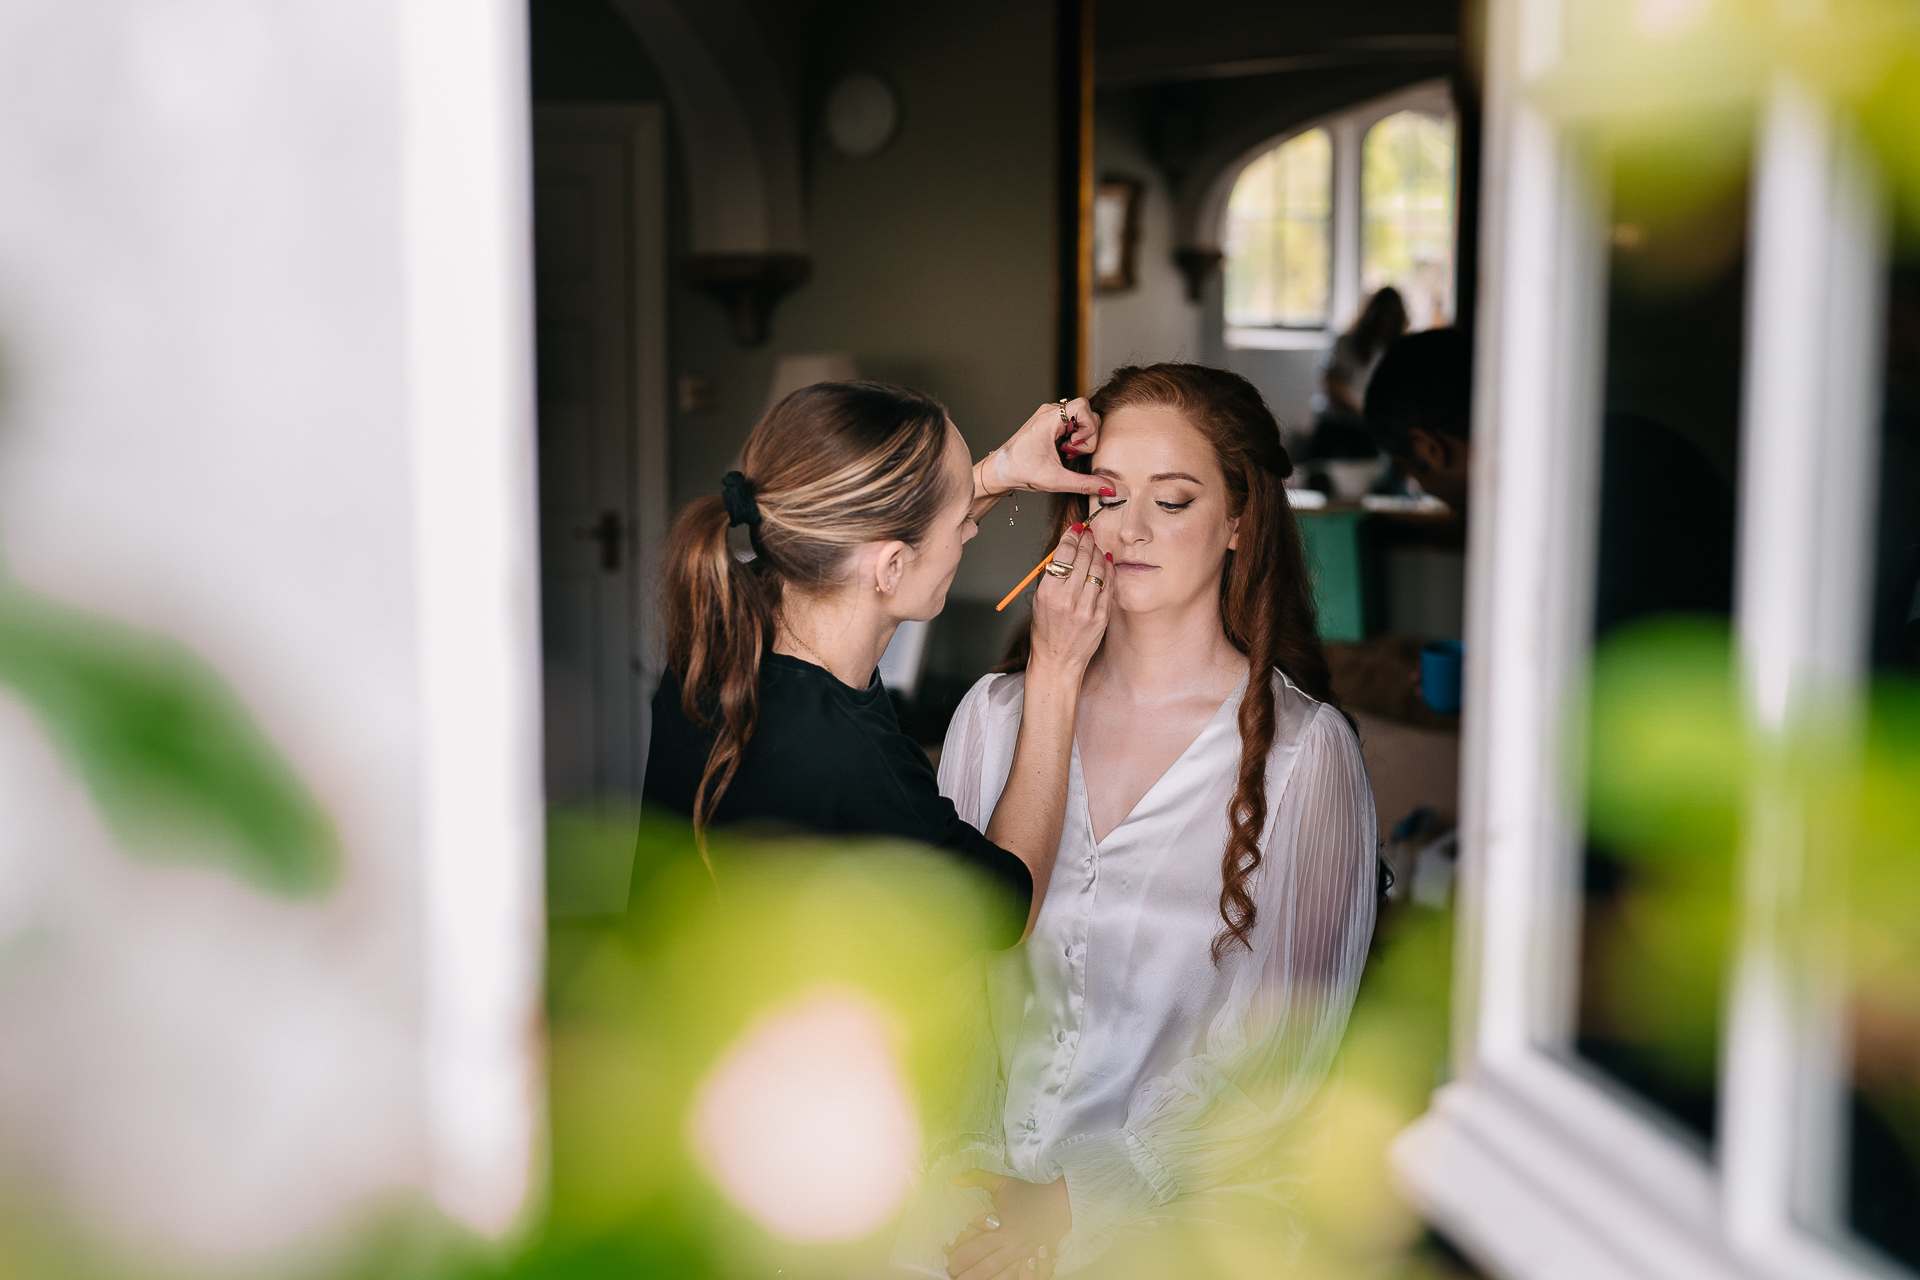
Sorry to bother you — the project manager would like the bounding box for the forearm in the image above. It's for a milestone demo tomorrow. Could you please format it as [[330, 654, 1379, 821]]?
[[984, 663, 1080, 939]]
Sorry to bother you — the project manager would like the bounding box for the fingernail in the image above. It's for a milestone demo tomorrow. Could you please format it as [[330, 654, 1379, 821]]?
[[1105, 552, 1113, 561], [1070, 521, 1086, 534], [1099, 486, 1115, 497]]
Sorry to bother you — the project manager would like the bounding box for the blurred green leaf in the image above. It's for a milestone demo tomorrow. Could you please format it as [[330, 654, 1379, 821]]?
[[1584, 617, 1748, 862], [0, 583, 337, 896]]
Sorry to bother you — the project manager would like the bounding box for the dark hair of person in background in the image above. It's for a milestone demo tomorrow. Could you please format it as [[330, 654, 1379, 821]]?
[[1348, 285, 1410, 366], [1312, 287, 1412, 461], [659, 381, 954, 831], [1362, 326, 1474, 457], [998, 363, 1339, 960]]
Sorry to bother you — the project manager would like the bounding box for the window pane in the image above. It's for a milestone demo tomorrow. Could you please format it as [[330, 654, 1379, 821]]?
[[1575, 140, 1751, 1147], [1223, 128, 1330, 329], [1846, 255, 1920, 1271], [1362, 111, 1456, 330]]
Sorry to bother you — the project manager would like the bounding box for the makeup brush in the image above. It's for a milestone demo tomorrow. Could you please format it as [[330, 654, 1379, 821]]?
[[994, 503, 1109, 612]]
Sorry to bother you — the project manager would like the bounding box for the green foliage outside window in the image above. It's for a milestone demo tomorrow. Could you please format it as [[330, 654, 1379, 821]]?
[[1362, 110, 1456, 330]]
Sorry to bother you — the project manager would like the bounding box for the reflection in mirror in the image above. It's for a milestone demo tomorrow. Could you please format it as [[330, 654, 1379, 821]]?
[[1846, 256, 1920, 1270], [1574, 133, 1750, 1147], [1224, 129, 1332, 330]]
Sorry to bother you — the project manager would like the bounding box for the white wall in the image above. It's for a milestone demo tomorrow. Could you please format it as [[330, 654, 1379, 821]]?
[[0, 0, 541, 1261]]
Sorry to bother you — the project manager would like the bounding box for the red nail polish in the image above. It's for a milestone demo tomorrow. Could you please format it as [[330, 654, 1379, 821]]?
[[1071, 521, 1086, 534], [1105, 552, 1113, 562], [1099, 486, 1115, 497]]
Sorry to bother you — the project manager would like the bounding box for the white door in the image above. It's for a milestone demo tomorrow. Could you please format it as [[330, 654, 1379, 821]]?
[[532, 105, 668, 805]]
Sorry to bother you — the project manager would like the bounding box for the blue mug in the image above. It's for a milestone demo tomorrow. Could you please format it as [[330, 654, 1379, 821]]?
[[1421, 640, 1464, 716]]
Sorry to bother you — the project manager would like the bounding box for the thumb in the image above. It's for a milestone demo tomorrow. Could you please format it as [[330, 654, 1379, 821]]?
[[948, 1169, 1010, 1194]]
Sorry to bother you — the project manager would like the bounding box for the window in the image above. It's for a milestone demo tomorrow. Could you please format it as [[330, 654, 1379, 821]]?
[[1222, 128, 1330, 329], [1214, 85, 1456, 351], [1385, 3, 1920, 1279], [1362, 110, 1456, 330]]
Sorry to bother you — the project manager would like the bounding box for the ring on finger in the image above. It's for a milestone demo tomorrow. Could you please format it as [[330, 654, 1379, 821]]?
[[1044, 560, 1075, 579], [1055, 397, 1071, 426], [1086, 572, 1105, 588]]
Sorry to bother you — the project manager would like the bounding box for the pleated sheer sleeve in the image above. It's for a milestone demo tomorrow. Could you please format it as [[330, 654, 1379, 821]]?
[[1050, 703, 1378, 1269]]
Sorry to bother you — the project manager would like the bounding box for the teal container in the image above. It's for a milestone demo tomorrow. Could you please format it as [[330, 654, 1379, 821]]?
[[1295, 509, 1375, 642]]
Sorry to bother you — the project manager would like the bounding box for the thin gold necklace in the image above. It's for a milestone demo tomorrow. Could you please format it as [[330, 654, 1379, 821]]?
[[780, 615, 831, 673]]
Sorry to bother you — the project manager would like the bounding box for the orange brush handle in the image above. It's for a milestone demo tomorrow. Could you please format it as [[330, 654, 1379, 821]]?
[[993, 505, 1104, 612], [995, 552, 1056, 612]]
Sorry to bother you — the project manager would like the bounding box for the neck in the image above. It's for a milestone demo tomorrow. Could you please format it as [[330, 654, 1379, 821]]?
[[1088, 591, 1246, 704], [775, 587, 896, 689]]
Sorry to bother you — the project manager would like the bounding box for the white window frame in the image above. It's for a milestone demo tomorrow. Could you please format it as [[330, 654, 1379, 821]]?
[[1214, 79, 1457, 351], [1388, 2, 1897, 1279]]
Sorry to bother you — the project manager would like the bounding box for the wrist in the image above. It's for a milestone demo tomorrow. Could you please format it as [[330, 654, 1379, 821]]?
[[1022, 657, 1084, 697], [974, 450, 1012, 500]]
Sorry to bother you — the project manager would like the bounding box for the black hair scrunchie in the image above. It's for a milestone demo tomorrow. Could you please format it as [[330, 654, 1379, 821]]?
[[720, 471, 761, 528]]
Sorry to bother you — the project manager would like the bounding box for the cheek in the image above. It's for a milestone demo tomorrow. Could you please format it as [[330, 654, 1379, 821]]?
[[1164, 516, 1233, 576]]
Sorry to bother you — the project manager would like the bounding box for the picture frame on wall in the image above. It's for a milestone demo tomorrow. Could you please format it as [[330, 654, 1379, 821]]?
[[1093, 178, 1143, 294]]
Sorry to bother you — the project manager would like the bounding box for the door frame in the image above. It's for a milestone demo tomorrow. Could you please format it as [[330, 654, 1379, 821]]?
[[531, 103, 669, 796]]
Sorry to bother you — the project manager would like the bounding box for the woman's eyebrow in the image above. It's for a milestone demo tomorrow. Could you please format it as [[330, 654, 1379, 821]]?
[[1090, 466, 1205, 485]]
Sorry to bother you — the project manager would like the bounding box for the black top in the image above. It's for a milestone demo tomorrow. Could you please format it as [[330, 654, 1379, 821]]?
[[643, 654, 1032, 945]]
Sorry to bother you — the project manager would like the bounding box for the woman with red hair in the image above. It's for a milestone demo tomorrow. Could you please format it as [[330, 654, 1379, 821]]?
[[899, 365, 1378, 1279]]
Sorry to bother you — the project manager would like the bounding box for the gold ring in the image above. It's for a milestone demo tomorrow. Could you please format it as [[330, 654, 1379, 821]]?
[[1044, 560, 1074, 579], [1056, 397, 1071, 425], [1087, 573, 1105, 588]]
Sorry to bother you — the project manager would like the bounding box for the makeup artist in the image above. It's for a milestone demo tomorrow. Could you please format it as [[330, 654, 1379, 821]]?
[[643, 381, 1117, 945]]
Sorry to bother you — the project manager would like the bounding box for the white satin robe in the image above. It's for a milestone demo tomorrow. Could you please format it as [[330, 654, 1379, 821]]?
[[893, 668, 1378, 1274]]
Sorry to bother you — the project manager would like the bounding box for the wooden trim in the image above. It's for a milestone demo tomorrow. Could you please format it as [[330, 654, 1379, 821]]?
[[1055, 0, 1094, 398]]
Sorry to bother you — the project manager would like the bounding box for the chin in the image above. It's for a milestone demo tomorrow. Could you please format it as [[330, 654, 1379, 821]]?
[[1108, 571, 1205, 616]]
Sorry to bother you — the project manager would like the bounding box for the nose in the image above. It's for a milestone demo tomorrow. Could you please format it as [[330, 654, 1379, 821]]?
[[1114, 497, 1151, 548]]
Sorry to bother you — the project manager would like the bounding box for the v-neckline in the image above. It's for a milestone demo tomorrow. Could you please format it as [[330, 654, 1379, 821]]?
[[1073, 671, 1250, 848]]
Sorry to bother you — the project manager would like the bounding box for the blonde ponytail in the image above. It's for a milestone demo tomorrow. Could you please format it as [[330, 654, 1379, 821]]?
[[661, 492, 774, 832], [660, 381, 956, 836]]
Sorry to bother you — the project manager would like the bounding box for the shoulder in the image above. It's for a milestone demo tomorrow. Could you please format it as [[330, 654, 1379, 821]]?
[[950, 670, 1028, 731], [1267, 669, 1364, 767], [755, 658, 907, 774]]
